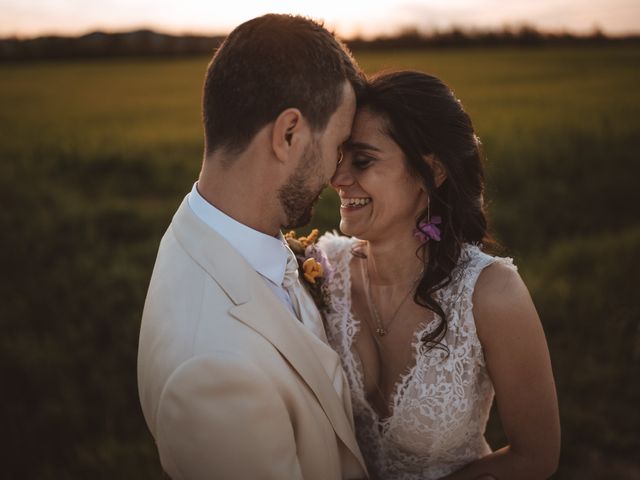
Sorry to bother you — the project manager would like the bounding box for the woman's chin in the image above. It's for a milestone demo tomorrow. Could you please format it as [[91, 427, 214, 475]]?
[[338, 202, 373, 235], [338, 220, 357, 237], [339, 219, 367, 239]]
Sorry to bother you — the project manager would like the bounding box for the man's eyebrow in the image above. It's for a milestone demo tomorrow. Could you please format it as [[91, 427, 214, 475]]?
[[346, 140, 382, 152]]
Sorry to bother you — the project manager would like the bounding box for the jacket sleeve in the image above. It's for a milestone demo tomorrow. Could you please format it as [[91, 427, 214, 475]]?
[[155, 351, 304, 480]]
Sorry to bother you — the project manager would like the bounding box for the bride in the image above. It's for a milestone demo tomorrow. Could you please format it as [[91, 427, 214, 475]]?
[[317, 71, 560, 479]]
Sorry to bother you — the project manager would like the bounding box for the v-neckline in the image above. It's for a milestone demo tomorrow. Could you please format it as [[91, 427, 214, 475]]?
[[342, 241, 433, 434]]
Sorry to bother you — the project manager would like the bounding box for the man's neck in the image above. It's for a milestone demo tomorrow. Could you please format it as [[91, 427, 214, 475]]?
[[197, 160, 282, 238]]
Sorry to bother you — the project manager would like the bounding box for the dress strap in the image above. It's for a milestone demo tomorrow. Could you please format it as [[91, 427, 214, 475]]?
[[451, 244, 517, 304], [434, 245, 518, 349]]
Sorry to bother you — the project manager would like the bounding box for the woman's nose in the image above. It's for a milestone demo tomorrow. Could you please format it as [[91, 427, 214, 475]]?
[[330, 156, 355, 189]]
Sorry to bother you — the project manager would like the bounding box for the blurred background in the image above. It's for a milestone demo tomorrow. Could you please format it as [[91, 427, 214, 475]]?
[[1, 1, 638, 478]]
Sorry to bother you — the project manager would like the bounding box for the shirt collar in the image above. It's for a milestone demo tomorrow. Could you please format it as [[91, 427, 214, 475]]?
[[187, 182, 289, 287]]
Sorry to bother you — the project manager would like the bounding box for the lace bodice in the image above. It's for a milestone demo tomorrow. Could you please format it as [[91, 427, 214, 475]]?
[[317, 233, 517, 480]]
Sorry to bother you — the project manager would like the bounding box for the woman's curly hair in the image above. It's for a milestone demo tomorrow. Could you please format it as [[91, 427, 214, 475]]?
[[358, 70, 495, 353]]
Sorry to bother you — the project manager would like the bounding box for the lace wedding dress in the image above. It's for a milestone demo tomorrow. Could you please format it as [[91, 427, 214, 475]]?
[[317, 233, 517, 480]]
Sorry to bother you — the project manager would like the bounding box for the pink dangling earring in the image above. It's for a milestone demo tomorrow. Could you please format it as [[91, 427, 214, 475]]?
[[414, 201, 442, 243]]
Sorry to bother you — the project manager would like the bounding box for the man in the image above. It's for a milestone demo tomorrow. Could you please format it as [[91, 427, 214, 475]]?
[[137, 14, 368, 480]]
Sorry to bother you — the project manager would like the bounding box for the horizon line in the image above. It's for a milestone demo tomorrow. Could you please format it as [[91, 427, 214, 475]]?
[[3, 22, 640, 42]]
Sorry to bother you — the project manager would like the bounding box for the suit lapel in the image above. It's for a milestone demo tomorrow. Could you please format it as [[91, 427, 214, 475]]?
[[170, 197, 366, 472], [229, 282, 366, 471]]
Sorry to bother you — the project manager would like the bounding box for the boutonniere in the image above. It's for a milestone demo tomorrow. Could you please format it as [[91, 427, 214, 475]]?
[[284, 228, 333, 312]]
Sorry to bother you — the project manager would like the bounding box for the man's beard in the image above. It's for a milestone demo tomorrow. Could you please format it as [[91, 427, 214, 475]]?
[[278, 143, 325, 230]]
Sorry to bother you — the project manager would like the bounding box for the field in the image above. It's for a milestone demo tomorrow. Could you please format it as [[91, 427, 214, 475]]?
[[1, 45, 639, 478]]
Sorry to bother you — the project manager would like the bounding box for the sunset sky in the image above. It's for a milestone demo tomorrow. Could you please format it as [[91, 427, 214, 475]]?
[[2, 0, 639, 39]]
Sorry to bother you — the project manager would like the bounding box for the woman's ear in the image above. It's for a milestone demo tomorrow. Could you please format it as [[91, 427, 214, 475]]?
[[424, 154, 447, 188], [272, 108, 306, 162]]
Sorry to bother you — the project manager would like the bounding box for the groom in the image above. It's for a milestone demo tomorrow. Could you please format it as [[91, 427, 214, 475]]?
[[137, 14, 367, 480]]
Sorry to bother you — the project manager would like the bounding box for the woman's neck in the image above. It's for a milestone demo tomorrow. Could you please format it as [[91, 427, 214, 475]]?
[[364, 230, 425, 287]]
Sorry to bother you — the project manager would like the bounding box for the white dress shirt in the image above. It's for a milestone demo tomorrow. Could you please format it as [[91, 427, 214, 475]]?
[[187, 182, 296, 315]]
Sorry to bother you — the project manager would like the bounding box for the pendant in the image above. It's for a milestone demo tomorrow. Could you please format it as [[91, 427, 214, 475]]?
[[376, 327, 387, 336]]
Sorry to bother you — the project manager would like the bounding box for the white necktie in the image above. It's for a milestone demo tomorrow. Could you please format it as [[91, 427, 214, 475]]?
[[283, 248, 350, 406], [282, 248, 329, 344]]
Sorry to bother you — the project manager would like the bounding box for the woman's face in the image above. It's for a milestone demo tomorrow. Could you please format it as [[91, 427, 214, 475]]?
[[331, 108, 427, 241]]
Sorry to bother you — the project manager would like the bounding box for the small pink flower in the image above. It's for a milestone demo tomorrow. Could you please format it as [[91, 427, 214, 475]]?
[[414, 216, 442, 243]]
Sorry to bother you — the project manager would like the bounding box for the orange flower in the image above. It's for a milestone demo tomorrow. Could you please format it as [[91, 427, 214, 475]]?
[[285, 229, 320, 254], [298, 229, 319, 248], [284, 231, 305, 254], [302, 257, 323, 284]]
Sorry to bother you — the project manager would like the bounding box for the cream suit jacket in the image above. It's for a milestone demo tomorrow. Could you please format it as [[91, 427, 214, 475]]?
[[138, 197, 368, 479]]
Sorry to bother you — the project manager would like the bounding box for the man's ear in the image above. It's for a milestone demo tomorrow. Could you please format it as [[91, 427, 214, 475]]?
[[272, 108, 306, 162], [424, 154, 447, 188]]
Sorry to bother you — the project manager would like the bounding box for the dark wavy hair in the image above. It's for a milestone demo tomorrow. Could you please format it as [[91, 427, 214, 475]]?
[[358, 70, 494, 353]]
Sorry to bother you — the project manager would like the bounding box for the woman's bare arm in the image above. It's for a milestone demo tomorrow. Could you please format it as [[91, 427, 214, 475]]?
[[441, 262, 560, 480]]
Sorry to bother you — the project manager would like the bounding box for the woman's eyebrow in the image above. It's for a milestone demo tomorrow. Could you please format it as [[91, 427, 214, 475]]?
[[346, 141, 382, 152]]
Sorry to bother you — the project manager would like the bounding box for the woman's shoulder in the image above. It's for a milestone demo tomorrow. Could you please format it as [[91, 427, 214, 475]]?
[[448, 244, 518, 298], [471, 251, 546, 381], [473, 258, 524, 308], [470, 248, 535, 334], [448, 245, 533, 354], [460, 243, 517, 273]]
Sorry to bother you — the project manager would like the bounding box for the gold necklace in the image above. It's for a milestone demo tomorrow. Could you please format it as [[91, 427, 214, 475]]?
[[360, 259, 420, 336]]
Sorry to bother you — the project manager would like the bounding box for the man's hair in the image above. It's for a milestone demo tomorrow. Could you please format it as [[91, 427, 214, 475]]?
[[202, 14, 364, 157]]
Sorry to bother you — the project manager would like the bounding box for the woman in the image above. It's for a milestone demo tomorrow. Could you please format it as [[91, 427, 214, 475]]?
[[317, 71, 560, 479]]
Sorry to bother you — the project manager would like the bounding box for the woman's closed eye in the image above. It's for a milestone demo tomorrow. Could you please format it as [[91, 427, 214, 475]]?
[[353, 154, 375, 170]]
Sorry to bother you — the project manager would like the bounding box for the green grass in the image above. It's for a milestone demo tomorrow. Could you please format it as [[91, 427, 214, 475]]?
[[1, 45, 639, 478]]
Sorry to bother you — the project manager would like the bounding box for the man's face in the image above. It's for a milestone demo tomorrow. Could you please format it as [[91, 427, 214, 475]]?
[[278, 82, 357, 229]]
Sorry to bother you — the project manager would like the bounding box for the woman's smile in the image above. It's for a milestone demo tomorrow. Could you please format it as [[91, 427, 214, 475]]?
[[340, 195, 372, 212]]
